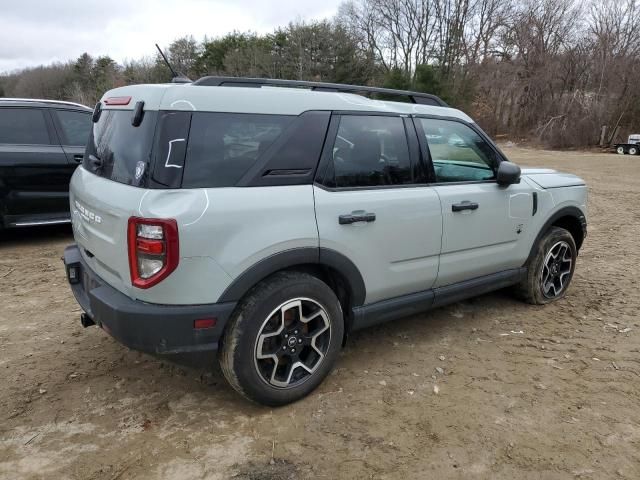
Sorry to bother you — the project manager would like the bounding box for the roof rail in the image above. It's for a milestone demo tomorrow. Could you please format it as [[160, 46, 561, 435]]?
[[192, 76, 448, 107], [0, 97, 92, 110]]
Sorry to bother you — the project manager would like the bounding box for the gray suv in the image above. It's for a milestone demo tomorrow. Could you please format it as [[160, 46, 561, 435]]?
[[64, 78, 588, 405]]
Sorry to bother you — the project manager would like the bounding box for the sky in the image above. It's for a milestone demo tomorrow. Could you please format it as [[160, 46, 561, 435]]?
[[0, 0, 344, 73]]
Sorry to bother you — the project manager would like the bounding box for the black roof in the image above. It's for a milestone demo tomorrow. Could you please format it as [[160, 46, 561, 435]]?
[[192, 77, 448, 107], [0, 98, 92, 111]]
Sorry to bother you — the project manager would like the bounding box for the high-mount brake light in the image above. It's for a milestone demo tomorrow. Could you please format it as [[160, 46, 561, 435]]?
[[127, 217, 179, 288], [104, 96, 132, 106]]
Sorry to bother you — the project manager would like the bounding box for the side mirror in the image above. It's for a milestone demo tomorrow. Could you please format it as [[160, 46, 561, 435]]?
[[497, 161, 521, 186]]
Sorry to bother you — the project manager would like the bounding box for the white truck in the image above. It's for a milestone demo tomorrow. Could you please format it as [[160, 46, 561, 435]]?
[[615, 134, 640, 155]]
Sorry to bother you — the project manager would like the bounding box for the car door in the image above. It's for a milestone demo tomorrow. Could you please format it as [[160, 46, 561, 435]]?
[[0, 107, 70, 225], [50, 108, 92, 165], [313, 113, 442, 305], [414, 116, 535, 287]]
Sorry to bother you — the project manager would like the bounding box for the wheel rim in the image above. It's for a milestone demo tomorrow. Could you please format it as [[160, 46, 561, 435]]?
[[617, 147, 625, 154], [254, 298, 331, 389], [630, 148, 638, 155], [540, 241, 573, 299]]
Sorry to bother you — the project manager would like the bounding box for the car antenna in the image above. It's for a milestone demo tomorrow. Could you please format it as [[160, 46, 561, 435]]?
[[155, 43, 191, 83]]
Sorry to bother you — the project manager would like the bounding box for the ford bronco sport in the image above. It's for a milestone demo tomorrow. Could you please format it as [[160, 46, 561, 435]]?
[[64, 77, 588, 406]]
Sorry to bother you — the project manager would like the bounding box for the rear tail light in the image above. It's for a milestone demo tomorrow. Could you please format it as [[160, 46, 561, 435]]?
[[127, 217, 179, 288]]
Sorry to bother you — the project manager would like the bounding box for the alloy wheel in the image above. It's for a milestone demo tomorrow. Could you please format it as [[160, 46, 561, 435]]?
[[540, 241, 573, 299], [254, 298, 331, 388]]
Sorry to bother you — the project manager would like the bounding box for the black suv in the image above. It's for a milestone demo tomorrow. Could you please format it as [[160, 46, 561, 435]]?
[[0, 98, 92, 228]]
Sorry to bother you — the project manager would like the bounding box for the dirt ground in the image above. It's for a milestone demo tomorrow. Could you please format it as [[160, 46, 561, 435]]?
[[1, 146, 639, 480]]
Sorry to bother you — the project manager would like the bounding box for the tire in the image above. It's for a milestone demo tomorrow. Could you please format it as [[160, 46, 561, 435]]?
[[629, 147, 638, 156], [616, 146, 625, 155], [219, 271, 344, 406], [515, 227, 577, 305]]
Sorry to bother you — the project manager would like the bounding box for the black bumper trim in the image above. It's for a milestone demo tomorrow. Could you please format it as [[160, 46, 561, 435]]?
[[63, 244, 236, 355]]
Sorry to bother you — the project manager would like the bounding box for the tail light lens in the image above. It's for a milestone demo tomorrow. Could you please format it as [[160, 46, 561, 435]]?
[[127, 217, 179, 288]]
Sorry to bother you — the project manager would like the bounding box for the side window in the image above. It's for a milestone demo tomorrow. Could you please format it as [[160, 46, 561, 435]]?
[[419, 118, 497, 183], [54, 110, 92, 146], [182, 113, 293, 188], [328, 115, 412, 188], [0, 108, 50, 145]]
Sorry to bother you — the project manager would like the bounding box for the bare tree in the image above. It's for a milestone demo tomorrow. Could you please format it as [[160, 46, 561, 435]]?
[[338, 0, 440, 78], [3, 0, 640, 149]]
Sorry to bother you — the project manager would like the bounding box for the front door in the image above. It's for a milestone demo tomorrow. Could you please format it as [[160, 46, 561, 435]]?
[[414, 117, 534, 287], [314, 113, 442, 304]]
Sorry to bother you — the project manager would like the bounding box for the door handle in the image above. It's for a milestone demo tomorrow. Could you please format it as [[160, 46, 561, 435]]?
[[452, 201, 479, 212], [73, 154, 84, 163], [339, 211, 376, 225]]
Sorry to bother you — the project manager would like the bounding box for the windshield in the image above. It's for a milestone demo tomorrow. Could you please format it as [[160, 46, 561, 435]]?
[[84, 109, 158, 186]]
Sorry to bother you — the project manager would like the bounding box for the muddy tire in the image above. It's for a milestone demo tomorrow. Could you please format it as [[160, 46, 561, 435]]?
[[219, 271, 344, 406], [515, 227, 577, 305]]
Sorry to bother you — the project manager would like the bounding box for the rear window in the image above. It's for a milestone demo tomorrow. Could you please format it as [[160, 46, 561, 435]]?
[[182, 113, 294, 188], [84, 109, 158, 186], [0, 108, 50, 145]]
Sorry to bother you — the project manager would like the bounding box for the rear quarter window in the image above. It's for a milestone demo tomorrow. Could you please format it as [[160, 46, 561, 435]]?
[[181, 113, 293, 188]]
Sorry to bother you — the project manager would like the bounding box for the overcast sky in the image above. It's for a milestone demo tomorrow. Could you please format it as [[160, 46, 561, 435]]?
[[0, 0, 344, 73]]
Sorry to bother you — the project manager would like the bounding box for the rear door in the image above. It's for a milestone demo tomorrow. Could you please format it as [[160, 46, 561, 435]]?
[[415, 117, 534, 287], [71, 106, 158, 295], [0, 106, 70, 225], [51, 108, 92, 165], [314, 113, 442, 304]]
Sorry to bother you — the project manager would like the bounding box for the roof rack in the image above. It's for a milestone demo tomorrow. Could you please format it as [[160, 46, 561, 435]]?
[[0, 97, 91, 110], [192, 76, 448, 107]]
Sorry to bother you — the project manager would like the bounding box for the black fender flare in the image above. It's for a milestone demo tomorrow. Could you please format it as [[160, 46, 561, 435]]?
[[524, 206, 587, 266], [217, 247, 366, 307]]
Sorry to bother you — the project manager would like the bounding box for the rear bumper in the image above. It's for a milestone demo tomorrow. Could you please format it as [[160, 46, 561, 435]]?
[[63, 244, 236, 355]]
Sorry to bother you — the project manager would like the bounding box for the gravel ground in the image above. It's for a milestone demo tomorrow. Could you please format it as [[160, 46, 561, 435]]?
[[1, 146, 639, 480]]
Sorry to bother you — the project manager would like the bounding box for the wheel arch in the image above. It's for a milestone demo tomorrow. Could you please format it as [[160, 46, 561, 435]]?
[[525, 206, 586, 266], [217, 247, 366, 311]]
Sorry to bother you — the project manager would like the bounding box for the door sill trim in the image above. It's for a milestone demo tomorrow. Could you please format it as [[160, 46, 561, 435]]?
[[351, 268, 526, 331], [11, 219, 71, 227]]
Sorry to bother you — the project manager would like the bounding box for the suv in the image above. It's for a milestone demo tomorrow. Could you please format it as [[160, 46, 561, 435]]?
[[63, 78, 587, 406], [0, 98, 92, 228]]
